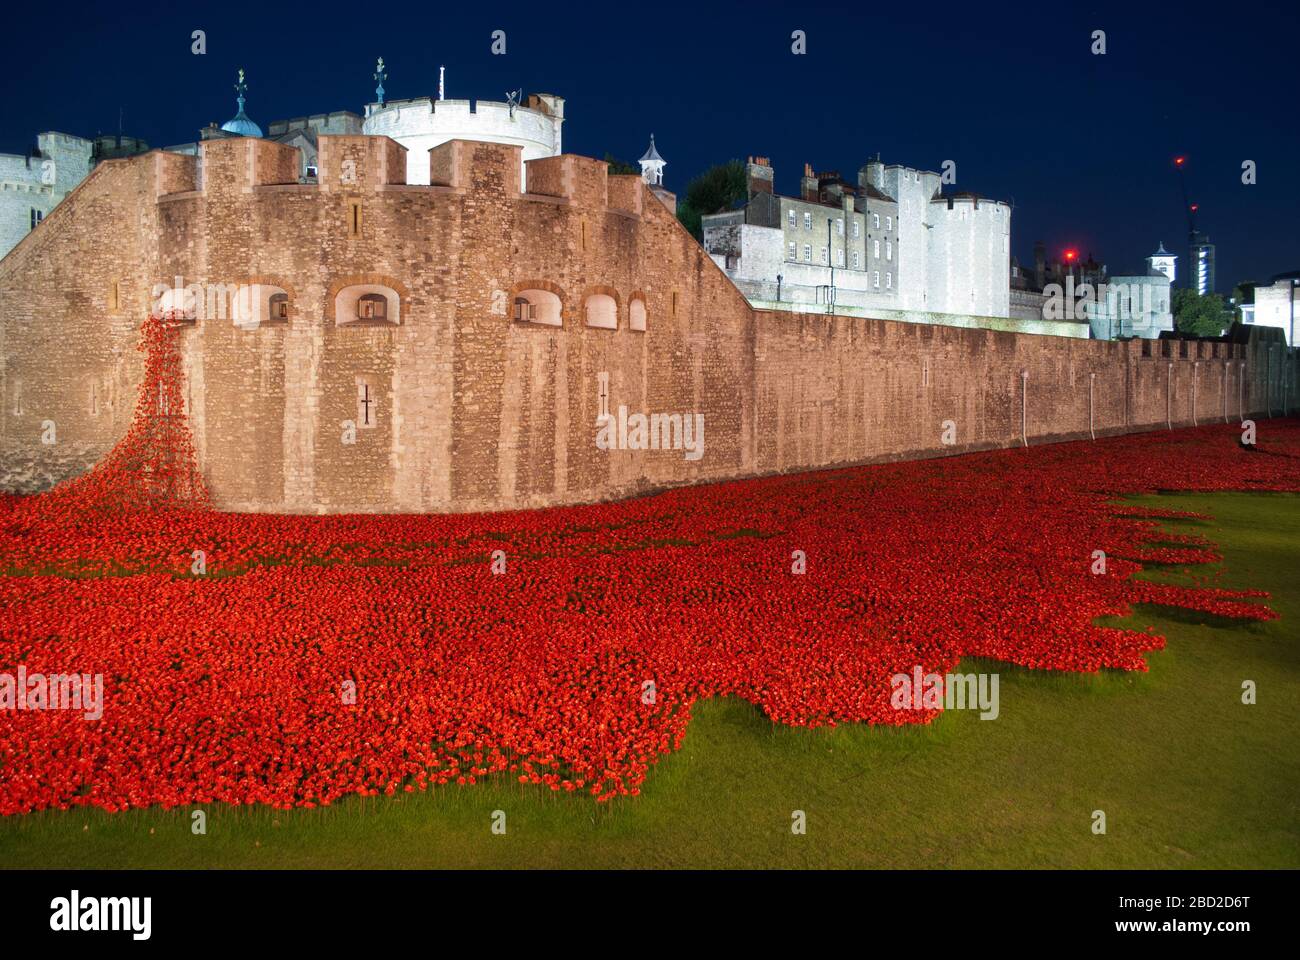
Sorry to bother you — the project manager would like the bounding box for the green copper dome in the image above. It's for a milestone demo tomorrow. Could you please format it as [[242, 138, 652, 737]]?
[[220, 68, 263, 138]]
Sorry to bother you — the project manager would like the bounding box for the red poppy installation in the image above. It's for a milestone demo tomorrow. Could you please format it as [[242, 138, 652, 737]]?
[[1, 316, 1297, 812]]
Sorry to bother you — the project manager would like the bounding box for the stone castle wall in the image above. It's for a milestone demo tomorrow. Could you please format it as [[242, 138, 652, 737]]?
[[0, 136, 1295, 512]]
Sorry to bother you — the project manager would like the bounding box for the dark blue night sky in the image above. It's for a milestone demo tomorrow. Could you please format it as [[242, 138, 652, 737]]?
[[2, 0, 1296, 291]]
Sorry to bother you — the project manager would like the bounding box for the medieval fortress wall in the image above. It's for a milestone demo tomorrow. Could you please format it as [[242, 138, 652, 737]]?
[[0, 135, 1293, 513]]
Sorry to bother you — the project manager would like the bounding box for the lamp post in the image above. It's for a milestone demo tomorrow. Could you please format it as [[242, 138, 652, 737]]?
[[1290, 277, 1296, 347], [827, 220, 835, 314], [1063, 248, 1078, 326]]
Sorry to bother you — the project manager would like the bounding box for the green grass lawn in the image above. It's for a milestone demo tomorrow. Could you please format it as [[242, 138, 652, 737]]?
[[1, 491, 1296, 869]]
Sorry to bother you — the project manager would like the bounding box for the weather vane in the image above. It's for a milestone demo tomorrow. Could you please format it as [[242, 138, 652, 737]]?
[[232, 67, 249, 115], [374, 57, 388, 106], [505, 89, 521, 118]]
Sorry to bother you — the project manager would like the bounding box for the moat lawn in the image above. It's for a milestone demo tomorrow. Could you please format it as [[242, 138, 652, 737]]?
[[1, 490, 1296, 869]]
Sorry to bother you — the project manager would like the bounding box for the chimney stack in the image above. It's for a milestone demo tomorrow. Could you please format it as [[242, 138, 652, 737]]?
[[800, 163, 818, 202], [746, 156, 773, 199]]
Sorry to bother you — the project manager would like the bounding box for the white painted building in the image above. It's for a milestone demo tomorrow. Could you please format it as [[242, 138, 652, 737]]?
[[1083, 245, 1175, 340], [1251, 275, 1299, 345], [1087, 274, 1174, 340], [1148, 241, 1176, 283], [704, 156, 1011, 325]]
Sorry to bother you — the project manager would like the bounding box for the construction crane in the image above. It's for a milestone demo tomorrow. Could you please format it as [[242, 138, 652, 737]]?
[[1174, 155, 1212, 293], [1173, 155, 1197, 246]]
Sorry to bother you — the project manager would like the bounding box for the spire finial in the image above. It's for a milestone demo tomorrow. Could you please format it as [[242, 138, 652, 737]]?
[[234, 67, 248, 110], [374, 57, 388, 106]]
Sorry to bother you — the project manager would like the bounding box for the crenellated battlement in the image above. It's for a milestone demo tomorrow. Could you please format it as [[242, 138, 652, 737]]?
[[931, 193, 1011, 215], [146, 135, 650, 219]]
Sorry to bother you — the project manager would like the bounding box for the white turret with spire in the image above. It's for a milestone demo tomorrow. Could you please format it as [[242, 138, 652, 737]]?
[[639, 134, 665, 186], [1147, 241, 1177, 284]]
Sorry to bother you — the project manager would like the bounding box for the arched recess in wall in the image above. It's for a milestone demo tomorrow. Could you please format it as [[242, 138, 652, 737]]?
[[628, 291, 647, 332], [510, 279, 565, 327], [230, 277, 296, 329], [327, 274, 408, 327], [582, 285, 621, 330]]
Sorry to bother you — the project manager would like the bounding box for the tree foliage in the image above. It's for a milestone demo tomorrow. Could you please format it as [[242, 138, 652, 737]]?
[[1173, 289, 1231, 337], [676, 160, 747, 240], [604, 154, 638, 177]]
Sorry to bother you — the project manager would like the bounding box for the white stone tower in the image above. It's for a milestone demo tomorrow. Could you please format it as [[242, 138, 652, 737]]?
[[1147, 241, 1177, 284]]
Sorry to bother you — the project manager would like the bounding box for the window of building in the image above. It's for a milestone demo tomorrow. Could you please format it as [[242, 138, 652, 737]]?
[[852, 251, 860, 269], [821, 247, 829, 264], [886, 215, 892, 231], [269, 292, 289, 322], [788, 241, 796, 260], [629, 297, 647, 332], [585, 293, 617, 329], [512, 288, 562, 325], [337, 285, 401, 326], [873, 271, 880, 289], [873, 213, 880, 229], [348, 200, 362, 237], [886, 271, 892, 289], [357, 293, 387, 321], [852, 221, 860, 239], [787, 209, 795, 227], [836, 218, 844, 236], [803, 212, 812, 231], [30, 209, 43, 230], [873, 239, 880, 258], [837, 249, 845, 267], [886, 240, 892, 261], [803, 244, 811, 262]]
